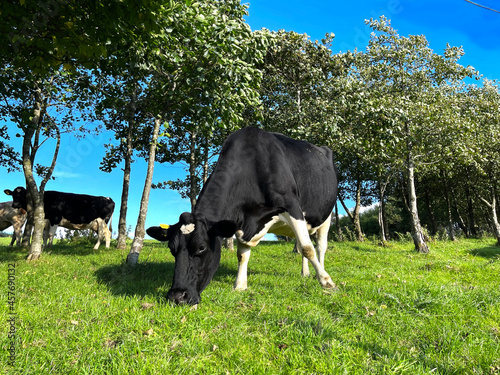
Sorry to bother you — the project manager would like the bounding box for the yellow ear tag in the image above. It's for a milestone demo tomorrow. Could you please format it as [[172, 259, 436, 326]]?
[[160, 224, 170, 229]]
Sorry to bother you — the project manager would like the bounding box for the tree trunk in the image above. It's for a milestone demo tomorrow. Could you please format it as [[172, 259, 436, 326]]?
[[24, 86, 44, 261], [21, 191, 33, 247], [127, 118, 161, 265], [338, 194, 353, 221], [117, 90, 136, 250], [224, 237, 234, 251], [465, 183, 477, 236], [442, 174, 456, 241], [117, 154, 131, 249], [353, 179, 364, 241], [338, 184, 364, 241], [378, 178, 387, 242], [202, 142, 209, 184], [189, 131, 198, 211], [407, 143, 429, 253], [334, 201, 340, 239], [450, 185, 469, 237], [479, 184, 500, 246], [424, 189, 438, 236]]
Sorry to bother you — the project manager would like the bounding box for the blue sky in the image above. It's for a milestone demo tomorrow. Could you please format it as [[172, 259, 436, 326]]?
[[2, 0, 500, 238]]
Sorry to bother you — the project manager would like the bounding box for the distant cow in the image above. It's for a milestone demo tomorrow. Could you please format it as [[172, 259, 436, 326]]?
[[4, 187, 114, 249], [147, 127, 338, 305], [0, 201, 27, 246], [43, 217, 112, 249]]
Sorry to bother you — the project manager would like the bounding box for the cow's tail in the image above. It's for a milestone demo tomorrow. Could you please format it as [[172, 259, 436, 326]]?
[[108, 215, 113, 237]]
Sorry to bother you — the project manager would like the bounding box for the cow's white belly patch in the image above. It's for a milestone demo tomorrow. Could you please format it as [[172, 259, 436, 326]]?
[[236, 213, 321, 247]]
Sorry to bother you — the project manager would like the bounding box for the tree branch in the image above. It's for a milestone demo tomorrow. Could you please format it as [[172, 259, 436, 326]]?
[[465, 0, 500, 13]]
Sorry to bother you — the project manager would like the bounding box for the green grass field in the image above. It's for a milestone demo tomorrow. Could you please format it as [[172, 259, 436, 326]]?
[[0, 236, 499, 374]]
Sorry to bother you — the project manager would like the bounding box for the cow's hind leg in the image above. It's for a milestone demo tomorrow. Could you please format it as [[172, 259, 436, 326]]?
[[93, 218, 104, 250], [234, 240, 251, 291], [93, 231, 101, 250], [315, 214, 331, 269], [285, 213, 336, 289], [302, 253, 310, 277], [43, 221, 57, 248]]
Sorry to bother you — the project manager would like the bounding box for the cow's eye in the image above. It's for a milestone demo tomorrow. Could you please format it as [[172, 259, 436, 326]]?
[[195, 244, 208, 256]]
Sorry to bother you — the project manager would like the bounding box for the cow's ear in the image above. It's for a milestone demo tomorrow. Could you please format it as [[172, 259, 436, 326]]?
[[146, 225, 171, 242], [4, 189, 13, 196], [209, 220, 237, 238]]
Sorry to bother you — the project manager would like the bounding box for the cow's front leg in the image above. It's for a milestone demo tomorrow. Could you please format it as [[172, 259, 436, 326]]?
[[234, 240, 251, 291]]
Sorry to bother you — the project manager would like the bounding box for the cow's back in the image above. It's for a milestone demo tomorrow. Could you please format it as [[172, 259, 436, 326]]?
[[196, 127, 337, 229], [44, 191, 114, 225]]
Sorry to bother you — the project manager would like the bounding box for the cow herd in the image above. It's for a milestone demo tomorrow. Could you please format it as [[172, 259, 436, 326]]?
[[2, 127, 339, 305]]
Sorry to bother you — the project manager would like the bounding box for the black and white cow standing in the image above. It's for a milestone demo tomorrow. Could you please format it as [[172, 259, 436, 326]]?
[[4, 187, 115, 249], [0, 201, 27, 246], [147, 127, 338, 305]]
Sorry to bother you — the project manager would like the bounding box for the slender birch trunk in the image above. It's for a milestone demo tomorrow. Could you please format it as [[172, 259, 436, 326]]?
[[127, 117, 162, 265], [19, 78, 60, 259], [450, 186, 469, 237], [117, 90, 136, 250], [406, 137, 429, 253], [21, 191, 33, 247], [479, 184, 500, 246], [24, 87, 44, 260], [377, 177, 387, 242], [189, 131, 198, 211], [442, 173, 456, 241], [353, 179, 364, 241], [334, 201, 340, 239], [338, 189, 364, 242]]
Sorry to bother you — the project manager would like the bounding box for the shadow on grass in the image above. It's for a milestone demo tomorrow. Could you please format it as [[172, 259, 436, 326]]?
[[95, 260, 237, 300], [469, 244, 500, 259], [0, 241, 115, 262], [0, 246, 28, 262]]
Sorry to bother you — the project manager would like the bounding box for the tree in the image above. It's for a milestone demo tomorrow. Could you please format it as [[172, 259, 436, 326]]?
[[155, 124, 226, 211], [0, 0, 167, 259], [150, 1, 270, 208], [127, 117, 162, 265], [354, 17, 476, 252], [462, 82, 500, 244], [244, 30, 346, 140], [97, 51, 155, 250], [242, 30, 359, 237], [0, 67, 96, 257], [123, 0, 270, 265]]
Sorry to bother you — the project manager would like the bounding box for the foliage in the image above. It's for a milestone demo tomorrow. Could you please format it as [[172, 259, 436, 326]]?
[[243, 30, 350, 141], [0, 125, 19, 172], [150, 1, 270, 207], [1, 237, 499, 373]]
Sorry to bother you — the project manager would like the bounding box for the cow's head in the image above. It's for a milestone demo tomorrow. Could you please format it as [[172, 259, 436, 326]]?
[[147, 212, 236, 305], [4, 187, 27, 210]]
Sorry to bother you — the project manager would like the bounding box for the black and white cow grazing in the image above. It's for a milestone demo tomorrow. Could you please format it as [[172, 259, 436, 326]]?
[[4, 187, 115, 249], [147, 127, 338, 305], [0, 201, 27, 246]]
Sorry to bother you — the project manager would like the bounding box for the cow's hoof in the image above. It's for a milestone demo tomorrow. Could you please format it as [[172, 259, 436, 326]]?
[[319, 276, 337, 290], [233, 282, 248, 291]]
